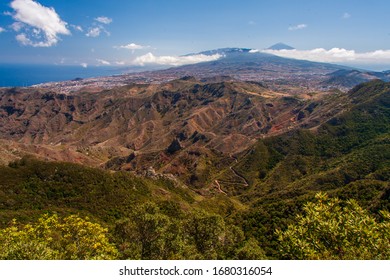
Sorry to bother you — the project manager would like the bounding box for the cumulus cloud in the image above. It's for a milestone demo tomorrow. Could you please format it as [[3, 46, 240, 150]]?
[[95, 16, 112, 25], [86, 25, 110, 37], [132, 52, 223, 66], [0, 27, 5, 33], [15, 33, 32, 45], [288, 23, 307, 31], [84, 15, 112, 38], [80, 63, 88, 68], [86, 26, 110, 37], [8, 0, 70, 47], [262, 48, 390, 65], [86, 27, 101, 37]]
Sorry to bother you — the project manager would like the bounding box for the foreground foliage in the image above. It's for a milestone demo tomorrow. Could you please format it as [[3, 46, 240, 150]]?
[[2, 193, 389, 260], [114, 202, 266, 260], [0, 214, 118, 260], [277, 193, 390, 260]]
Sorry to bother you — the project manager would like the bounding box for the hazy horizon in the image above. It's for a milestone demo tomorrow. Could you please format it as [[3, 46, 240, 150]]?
[[1, 0, 390, 71]]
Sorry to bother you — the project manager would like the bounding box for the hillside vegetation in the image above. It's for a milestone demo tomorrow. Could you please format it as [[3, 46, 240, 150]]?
[[0, 80, 389, 259], [216, 80, 390, 257]]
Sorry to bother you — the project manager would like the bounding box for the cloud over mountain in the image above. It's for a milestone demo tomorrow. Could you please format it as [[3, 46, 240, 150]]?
[[9, 0, 70, 47], [262, 48, 390, 65], [132, 52, 223, 66]]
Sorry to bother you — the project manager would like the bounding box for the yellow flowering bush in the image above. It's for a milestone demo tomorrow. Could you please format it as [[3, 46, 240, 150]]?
[[0, 214, 118, 260], [277, 193, 390, 260]]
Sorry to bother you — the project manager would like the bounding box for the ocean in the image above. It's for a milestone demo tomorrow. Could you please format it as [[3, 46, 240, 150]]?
[[0, 64, 125, 87]]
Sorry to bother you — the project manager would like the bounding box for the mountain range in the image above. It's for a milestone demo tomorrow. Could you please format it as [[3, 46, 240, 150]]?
[[0, 46, 389, 260], [34, 46, 390, 94], [1, 47, 389, 188], [0, 73, 388, 190]]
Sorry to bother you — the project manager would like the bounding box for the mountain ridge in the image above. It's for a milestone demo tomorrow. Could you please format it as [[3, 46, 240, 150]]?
[[1, 78, 383, 190], [33, 46, 359, 93]]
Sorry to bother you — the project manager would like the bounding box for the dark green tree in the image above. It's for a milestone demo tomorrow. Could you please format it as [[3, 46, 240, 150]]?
[[115, 202, 184, 259]]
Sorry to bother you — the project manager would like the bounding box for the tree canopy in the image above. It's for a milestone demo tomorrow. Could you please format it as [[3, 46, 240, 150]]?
[[0, 214, 118, 260], [276, 193, 390, 260]]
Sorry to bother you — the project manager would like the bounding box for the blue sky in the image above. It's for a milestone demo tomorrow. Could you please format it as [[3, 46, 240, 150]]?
[[1, 0, 390, 70]]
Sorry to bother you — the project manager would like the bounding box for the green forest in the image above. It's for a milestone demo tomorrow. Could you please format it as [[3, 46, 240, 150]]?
[[0, 80, 389, 259]]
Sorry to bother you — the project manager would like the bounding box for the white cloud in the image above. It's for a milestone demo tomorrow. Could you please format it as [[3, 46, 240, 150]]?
[[342, 12, 351, 19], [84, 16, 111, 38], [86, 27, 101, 37], [11, 22, 24, 32], [9, 0, 70, 47], [116, 61, 125, 65], [16, 33, 32, 45], [288, 23, 307, 31], [116, 43, 149, 50], [0, 27, 5, 33], [97, 59, 111, 65], [95, 16, 112, 25], [71, 25, 83, 32], [132, 52, 223, 66], [115, 43, 150, 54], [80, 63, 88, 68], [262, 48, 390, 65], [86, 26, 110, 37]]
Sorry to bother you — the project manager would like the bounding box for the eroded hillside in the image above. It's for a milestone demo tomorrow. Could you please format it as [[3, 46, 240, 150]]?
[[0, 78, 355, 188]]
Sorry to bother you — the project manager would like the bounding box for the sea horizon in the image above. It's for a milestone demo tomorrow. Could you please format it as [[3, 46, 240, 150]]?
[[0, 64, 126, 87]]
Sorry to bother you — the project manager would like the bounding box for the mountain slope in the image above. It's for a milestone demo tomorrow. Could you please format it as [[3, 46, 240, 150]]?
[[219, 80, 389, 199], [35, 47, 356, 93], [211, 80, 390, 257], [2, 75, 367, 191], [158, 48, 347, 84], [0, 81, 326, 152], [0, 80, 388, 259], [322, 69, 390, 88]]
